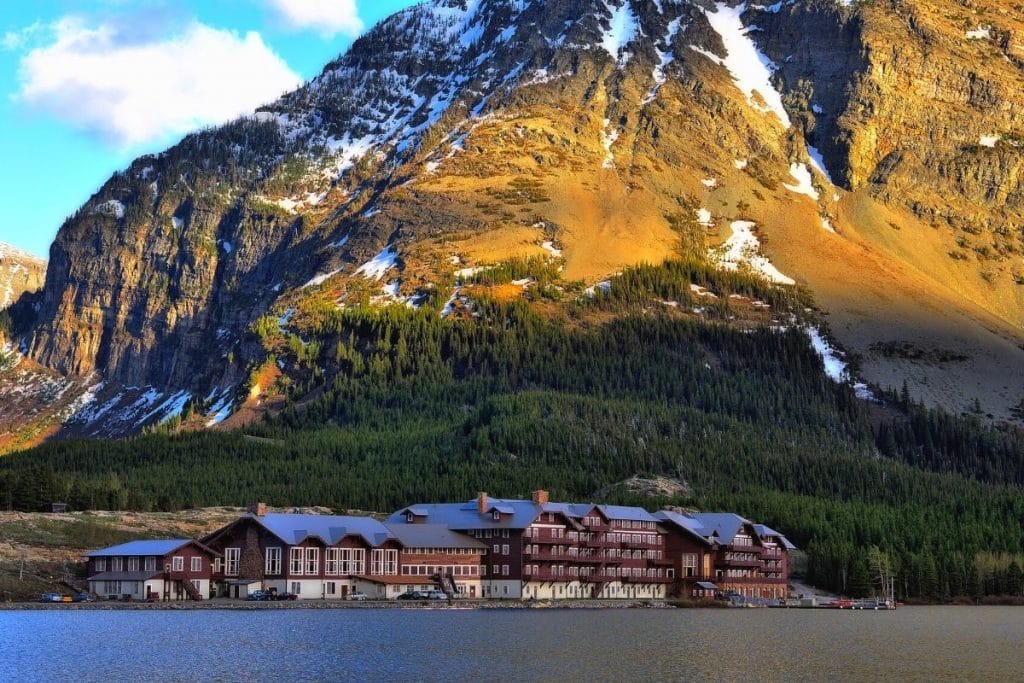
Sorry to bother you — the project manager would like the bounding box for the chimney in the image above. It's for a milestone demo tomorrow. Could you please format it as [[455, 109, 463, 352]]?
[[532, 489, 549, 505], [248, 502, 267, 517], [477, 492, 488, 515]]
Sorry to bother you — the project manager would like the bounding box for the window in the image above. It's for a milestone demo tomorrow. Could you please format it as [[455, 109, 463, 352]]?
[[305, 548, 319, 575], [290, 547, 304, 575], [225, 548, 240, 576], [265, 547, 282, 575], [190, 579, 201, 592], [145, 557, 156, 572], [95, 558, 106, 572], [492, 510, 500, 520], [493, 544, 500, 554], [341, 548, 365, 574], [325, 548, 340, 575], [681, 554, 697, 578], [171, 556, 184, 572], [493, 564, 500, 575], [290, 582, 301, 595], [502, 544, 509, 555], [191, 557, 202, 572], [384, 549, 398, 575], [326, 582, 336, 595], [502, 565, 509, 576], [111, 557, 123, 572], [127, 557, 139, 572]]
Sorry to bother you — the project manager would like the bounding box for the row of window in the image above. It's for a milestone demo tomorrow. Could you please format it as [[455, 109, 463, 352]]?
[[400, 564, 482, 577], [402, 548, 479, 555], [94, 557, 201, 572], [218, 547, 400, 577], [523, 545, 664, 560], [469, 529, 511, 539], [523, 565, 671, 579], [523, 527, 661, 545]]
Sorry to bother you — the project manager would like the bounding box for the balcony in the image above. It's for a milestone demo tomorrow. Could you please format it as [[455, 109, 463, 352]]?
[[723, 544, 763, 554], [720, 558, 762, 569]]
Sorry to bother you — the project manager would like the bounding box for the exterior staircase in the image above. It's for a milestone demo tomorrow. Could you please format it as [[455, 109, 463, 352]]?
[[180, 579, 203, 601]]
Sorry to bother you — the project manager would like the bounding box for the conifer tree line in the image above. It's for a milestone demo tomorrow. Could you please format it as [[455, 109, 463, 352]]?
[[3, 258, 1024, 601]]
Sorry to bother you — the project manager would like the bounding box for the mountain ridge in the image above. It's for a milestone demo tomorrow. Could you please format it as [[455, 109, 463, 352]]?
[[1, 0, 1022, 446]]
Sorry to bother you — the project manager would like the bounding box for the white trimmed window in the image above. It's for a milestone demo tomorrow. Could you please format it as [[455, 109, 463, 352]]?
[[172, 556, 184, 572], [95, 558, 106, 572], [682, 554, 697, 577], [502, 565, 509, 576], [144, 557, 156, 572], [191, 557, 202, 572], [265, 547, 282, 575], [305, 548, 319, 575], [127, 557, 139, 571], [370, 549, 385, 575], [384, 549, 398, 575], [225, 548, 240, 576], [325, 548, 340, 575], [111, 558, 123, 572], [290, 547, 304, 575]]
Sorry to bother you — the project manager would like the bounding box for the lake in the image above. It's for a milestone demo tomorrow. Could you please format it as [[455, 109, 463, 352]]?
[[1, 606, 1022, 681]]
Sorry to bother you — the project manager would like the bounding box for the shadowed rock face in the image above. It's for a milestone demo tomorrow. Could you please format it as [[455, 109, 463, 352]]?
[[0, 243, 46, 313], [15, 0, 1024, 427]]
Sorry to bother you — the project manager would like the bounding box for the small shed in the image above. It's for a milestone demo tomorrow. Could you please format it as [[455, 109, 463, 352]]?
[[50, 502, 68, 513]]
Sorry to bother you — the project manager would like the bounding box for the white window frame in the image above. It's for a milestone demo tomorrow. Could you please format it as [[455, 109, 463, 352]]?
[[290, 547, 305, 575], [95, 558, 106, 572], [191, 556, 202, 572], [305, 548, 319, 575], [225, 548, 240, 577], [325, 548, 340, 575], [127, 557, 139, 572], [144, 557, 156, 572], [111, 557, 123, 572], [265, 547, 282, 575], [171, 556, 184, 572]]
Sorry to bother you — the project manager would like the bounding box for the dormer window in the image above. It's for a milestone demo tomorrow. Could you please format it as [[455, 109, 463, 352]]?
[[492, 510, 500, 520], [406, 512, 414, 523]]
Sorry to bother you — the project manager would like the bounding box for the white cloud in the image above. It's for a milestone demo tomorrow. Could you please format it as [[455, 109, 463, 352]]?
[[15, 17, 302, 148], [2, 21, 45, 51], [266, 0, 364, 38]]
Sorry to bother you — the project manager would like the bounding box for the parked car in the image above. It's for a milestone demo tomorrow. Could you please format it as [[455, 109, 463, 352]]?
[[396, 590, 428, 600], [39, 592, 63, 603], [246, 590, 272, 601], [425, 590, 449, 600], [346, 592, 370, 601], [72, 592, 93, 603], [271, 592, 298, 601]]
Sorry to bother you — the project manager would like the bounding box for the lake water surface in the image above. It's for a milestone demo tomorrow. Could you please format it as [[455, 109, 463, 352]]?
[[2, 606, 1022, 682]]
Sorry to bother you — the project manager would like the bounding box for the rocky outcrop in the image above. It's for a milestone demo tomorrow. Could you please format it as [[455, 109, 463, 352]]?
[[0, 243, 46, 312]]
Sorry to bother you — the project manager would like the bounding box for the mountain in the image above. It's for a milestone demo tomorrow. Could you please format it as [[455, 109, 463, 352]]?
[[0, 242, 45, 313], [2, 0, 1023, 446]]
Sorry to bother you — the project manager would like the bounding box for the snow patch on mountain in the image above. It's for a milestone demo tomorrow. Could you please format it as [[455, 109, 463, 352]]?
[[698, 2, 792, 128], [712, 220, 795, 285]]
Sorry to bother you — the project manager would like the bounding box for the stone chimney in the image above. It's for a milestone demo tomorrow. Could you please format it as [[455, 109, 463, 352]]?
[[477, 492, 488, 515], [248, 502, 267, 517], [532, 489, 549, 505]]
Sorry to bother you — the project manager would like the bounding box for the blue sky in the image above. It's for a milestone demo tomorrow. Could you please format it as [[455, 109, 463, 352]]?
[[0, 0, 418, 258]]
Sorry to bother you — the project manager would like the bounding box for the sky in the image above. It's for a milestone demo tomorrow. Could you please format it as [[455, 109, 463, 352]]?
[[0, 0, 419, 259]]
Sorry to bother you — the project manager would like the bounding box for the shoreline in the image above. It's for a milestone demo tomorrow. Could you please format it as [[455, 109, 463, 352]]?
[[1, 598, 680, 611]]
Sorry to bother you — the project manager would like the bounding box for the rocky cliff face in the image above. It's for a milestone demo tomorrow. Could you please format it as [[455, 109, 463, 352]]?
[[8, 0, 1024, 442], [0, 243, 45, 312]]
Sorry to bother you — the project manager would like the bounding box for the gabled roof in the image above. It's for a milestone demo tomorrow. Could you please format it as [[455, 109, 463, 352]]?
[[251, 512, 394, 547], [86, 539, 195, 557], [596, 504, 659, 523], [387, 498, 543, 530], [753, 523, 798, 550], [683, 512, 755, 545], [652, 511, 713, 545], [385, 524, 487, 550]]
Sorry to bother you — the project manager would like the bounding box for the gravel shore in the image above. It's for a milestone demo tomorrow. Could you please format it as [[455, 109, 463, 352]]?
[[3, 598, 675, 611]]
